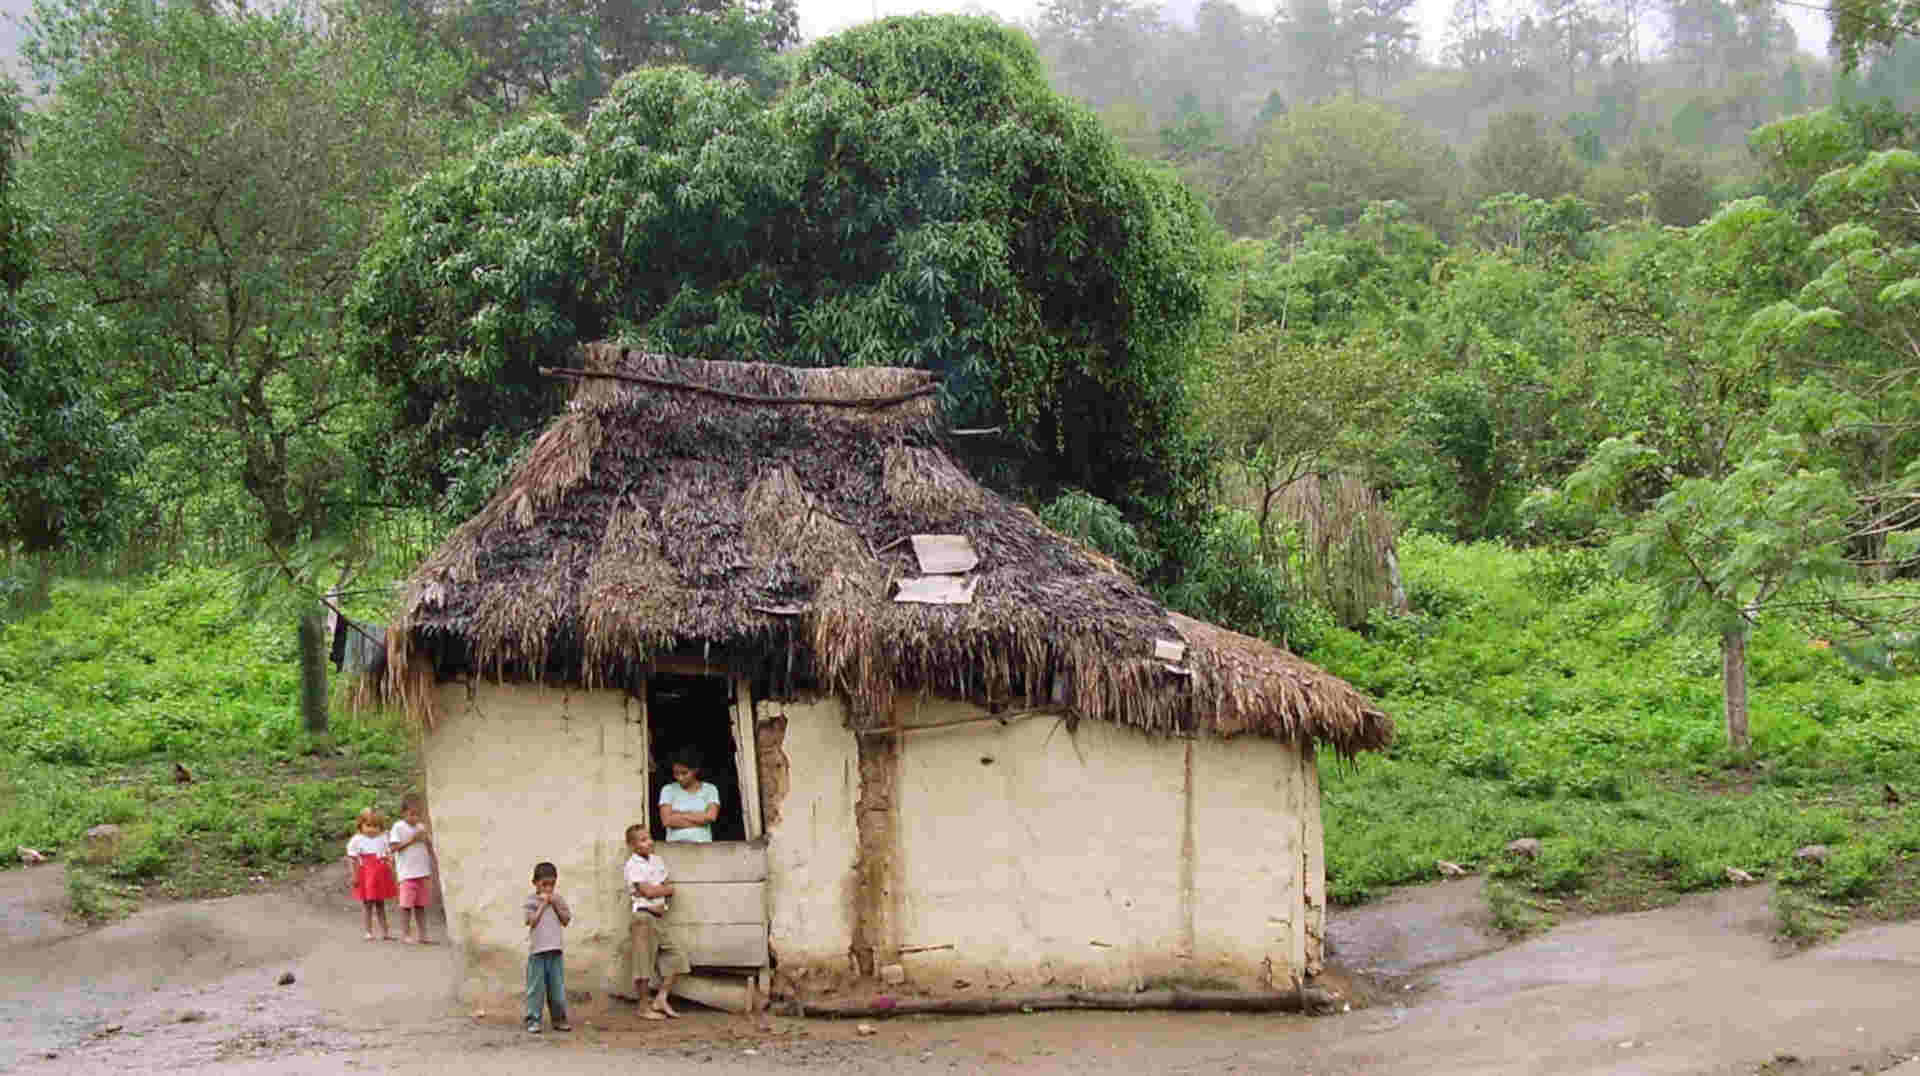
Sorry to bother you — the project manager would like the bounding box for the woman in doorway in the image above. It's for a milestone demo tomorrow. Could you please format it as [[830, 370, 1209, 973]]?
[[658, 749, 721, 843]]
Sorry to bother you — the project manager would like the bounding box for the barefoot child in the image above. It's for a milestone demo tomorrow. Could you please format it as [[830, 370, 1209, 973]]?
[[623, 824, 691, 1020], [523, 861, 572, 1033], [345, 807, 397, 941], [388, 793, 435, 944]]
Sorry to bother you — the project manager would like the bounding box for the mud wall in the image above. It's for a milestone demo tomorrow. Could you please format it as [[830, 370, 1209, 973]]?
[[423, 680, 647, 1002], [878, 699, 1317, 991], [755, 696, 861, 974], [424, 681, 1322, 1001]]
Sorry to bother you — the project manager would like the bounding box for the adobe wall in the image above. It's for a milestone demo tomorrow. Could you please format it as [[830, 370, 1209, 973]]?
[[874, 698, 1319, 993], [424, 681, 1322, 1002], [423, 680, 648, 1003]]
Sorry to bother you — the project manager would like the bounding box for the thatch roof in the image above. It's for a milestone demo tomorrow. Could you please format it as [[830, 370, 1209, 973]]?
[[387, 344, 1391, 757]]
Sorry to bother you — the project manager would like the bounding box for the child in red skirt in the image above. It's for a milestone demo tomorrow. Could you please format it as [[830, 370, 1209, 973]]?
[[345, 806, 398, 940]]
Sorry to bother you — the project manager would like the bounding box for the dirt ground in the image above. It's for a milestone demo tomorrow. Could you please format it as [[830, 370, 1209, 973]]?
[[5, 864, 1920, 1076]]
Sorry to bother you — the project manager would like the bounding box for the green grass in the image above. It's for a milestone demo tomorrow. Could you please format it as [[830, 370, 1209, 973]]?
[[0, 566, 418, 914], [1318, 534, 1920, 938]]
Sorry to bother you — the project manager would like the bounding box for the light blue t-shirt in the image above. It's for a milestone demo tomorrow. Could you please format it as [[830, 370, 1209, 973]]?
[[660, 780, 720, 843]]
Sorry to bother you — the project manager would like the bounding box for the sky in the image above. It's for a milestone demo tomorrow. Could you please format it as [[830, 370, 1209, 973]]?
[[794, 0, 1832, 65]]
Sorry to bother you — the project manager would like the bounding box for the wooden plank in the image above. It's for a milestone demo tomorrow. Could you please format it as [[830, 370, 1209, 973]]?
[[732, 677, 762, 840], [659, 840, 768, 883], [893, 575, 978, 605], [1154, 638, 1188, 663], [671, 881, 766, 924], [670, 973, 751, 1013], [911, 534, 978, 574], [678, 922, 769, 968]]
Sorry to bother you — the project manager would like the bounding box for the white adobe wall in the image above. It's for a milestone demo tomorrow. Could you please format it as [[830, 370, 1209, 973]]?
[[424, 680, 649, 1002], [755, 695, 860, 972], [883, 698, 1319, 991], [424, 681, 1323, 1001]]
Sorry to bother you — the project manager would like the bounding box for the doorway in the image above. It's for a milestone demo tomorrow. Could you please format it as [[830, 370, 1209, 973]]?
[[646, 672, 747, 842]]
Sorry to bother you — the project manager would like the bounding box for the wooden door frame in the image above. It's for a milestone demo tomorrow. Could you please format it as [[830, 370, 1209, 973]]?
[[641, 661, 760, 841]]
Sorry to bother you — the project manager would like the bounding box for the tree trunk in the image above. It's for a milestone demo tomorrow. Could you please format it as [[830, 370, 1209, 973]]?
[[1721, 624, 1748, 750], [299, 611, 329, 735]]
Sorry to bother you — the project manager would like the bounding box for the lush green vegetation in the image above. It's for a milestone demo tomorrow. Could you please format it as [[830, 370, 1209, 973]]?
[[5, 0, 1920, 944], [1320, 535, 1920, 938], [0, 567, 414, 917]]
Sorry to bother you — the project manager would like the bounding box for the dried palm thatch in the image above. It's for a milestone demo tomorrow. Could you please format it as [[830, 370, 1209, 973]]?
[[388, 344, 1391, 757], [1272, 472, 1409, 629]]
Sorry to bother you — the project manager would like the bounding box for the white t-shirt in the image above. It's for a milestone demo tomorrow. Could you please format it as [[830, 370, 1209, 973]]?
[[389, 820, 432, 880], [346, 832, 389, 858], [624, 853, 669, 914], [659, 781, 720, 843]]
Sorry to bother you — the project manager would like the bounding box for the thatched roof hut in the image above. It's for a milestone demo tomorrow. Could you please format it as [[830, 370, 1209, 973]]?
[[388, 343, 1390, 758]]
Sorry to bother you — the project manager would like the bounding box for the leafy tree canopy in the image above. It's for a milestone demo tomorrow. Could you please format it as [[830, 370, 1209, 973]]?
[[349, 15, 1225, 557], [0, 84, 135, 553], [1245, 97, 1457, 233], [22, 0, 472, 547]]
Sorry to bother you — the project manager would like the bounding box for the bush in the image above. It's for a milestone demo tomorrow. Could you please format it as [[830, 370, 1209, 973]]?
[[1159, 508, 1333, 653]]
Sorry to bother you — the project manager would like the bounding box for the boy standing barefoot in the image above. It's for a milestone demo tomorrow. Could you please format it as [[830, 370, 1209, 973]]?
[[522, 862, 572, 1033], [623, 824, 691, 1020], [389, 793, 435, 944]]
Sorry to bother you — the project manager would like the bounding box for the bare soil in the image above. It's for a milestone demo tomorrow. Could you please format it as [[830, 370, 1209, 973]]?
[[5, 864, 1920, 1075]]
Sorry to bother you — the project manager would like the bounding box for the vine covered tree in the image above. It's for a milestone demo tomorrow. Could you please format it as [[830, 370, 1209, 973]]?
[[349, 16, 1224, 562]]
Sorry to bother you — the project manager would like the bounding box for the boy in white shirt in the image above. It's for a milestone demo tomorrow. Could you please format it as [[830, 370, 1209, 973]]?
[[388, 793, 435, 944], [623, 823, 691, 1019]]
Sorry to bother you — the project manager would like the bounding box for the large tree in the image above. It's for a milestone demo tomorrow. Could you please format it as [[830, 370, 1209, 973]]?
[[0, 83, 135, 555], [349, 16, 1224, 560], [445, 0, 799, 116], [22, 0, 470, 548]]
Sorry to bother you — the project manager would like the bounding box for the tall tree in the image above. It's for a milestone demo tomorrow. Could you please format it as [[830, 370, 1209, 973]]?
[[349, 16, 1225, 562], [0, 81, 135, 556], [1034, 0, 1158, 112], [1279, 0, 1353, 103], [1343, 0, 1419, 96], [446, 0, 798, 116], [1830, 0, 1920, 70], [23, 0, 470, 547]]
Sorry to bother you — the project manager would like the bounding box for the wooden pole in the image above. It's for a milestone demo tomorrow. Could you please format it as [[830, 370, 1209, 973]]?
[[785, 986, 1340, 1018]]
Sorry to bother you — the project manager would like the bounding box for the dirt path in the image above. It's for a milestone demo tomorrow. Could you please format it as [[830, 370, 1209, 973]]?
[[4, 865, 1920, 1075]]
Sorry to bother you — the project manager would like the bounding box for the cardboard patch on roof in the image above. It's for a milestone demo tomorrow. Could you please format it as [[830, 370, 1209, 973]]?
[[1153, 638, 1187, 663], [910, 535, 978, 575], [894, 575, 978, 605]]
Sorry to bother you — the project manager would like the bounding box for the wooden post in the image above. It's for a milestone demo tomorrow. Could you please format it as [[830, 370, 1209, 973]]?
[[851, 702, 900, 977]]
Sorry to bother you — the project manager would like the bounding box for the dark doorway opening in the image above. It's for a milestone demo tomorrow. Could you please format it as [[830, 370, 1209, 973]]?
[[646, 673, 746, 843]]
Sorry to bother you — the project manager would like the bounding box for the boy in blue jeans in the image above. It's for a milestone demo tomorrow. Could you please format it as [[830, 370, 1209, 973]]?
[[522, 861, 572, 1033]]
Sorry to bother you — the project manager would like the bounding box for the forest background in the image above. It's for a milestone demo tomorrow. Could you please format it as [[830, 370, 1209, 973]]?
[[3, 0, 1920, 938]]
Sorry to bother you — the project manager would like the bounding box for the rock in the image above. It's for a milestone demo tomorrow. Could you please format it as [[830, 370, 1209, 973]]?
[[856, 1022, 877, 1036], [84, 824, 123, 856], [173, 762, 193, 784], [1436, 860, 1469, 878], [16, 846, 46, 864], [178, 1010, 208, 1023], [1793, 844, 1830, 865], [1725, 867, 1756, 885], [278, 971, 296, 986], [1505, 838, 1542, 859], [952, 978, 971, 989], [879, 963, 906, 985]]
